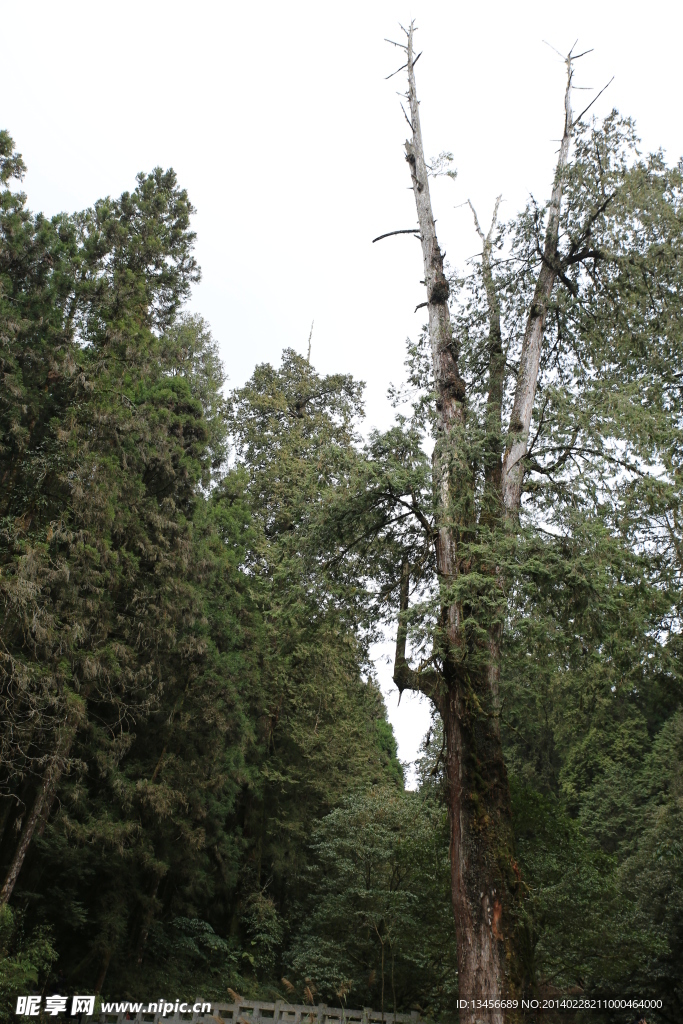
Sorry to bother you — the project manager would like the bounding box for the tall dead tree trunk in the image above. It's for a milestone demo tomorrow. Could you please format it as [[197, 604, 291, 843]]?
[[389, 24, 574, 1022], [398, 24, 516, 1018]]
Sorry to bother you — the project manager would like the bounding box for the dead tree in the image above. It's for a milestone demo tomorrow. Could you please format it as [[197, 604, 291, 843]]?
[[386, 23, 576, 1021]]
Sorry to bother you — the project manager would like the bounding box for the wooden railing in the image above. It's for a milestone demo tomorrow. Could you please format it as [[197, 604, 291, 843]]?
[[98, 998, 422, 1024]]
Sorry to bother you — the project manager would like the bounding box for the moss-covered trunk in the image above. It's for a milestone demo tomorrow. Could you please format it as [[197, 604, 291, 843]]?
[[443, 668, 522, 1021]]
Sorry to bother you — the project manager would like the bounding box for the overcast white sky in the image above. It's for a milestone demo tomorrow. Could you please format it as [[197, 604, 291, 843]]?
[[4, 0, 682, 783]]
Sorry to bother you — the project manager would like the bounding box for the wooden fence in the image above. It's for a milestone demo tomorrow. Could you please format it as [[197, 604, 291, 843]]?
[[98, 998, 422, 1024]]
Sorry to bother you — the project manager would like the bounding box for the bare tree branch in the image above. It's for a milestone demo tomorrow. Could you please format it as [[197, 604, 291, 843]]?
[[386, 51, 422, 79], [573, 77, 614, 126], [306, 320, 314, 364], [501, 49, 575, 511], [386, 61, 408, 80], [372, 228, 421, 243], [383, 487, 435, 538], [400, 102, 413, 132]]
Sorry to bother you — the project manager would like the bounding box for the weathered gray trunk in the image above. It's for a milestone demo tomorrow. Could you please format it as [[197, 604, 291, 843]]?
[[403, 27, 465, 650], [501, 65, 573, 512], [396, 25, 575, 1021], [402, 26, 513, 1022], [469, 197, 504, 509]]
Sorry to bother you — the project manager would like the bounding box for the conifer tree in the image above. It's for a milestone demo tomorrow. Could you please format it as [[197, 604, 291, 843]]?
[[1, 133, 408, 1001], [317, 28, 683, 1018]]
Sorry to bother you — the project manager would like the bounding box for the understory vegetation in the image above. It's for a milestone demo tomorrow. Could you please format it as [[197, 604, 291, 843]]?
[[0, 103, 681, 1024]]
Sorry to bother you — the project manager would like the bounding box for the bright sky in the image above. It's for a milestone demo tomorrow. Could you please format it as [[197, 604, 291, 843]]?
[[4, 0, 682, 784]]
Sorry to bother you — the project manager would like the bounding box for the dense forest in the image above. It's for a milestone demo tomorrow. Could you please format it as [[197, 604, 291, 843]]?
[[0, 31, 682, 1024]]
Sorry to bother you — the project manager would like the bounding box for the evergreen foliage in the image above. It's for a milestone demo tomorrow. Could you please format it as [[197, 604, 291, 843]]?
[[0, 101, 682, 1024], [0, 133, 407, 1008], [289, 788, 457, 1021]]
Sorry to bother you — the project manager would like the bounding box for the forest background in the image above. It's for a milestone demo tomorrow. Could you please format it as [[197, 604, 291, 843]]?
[[1, 3, 683, 1024], [4, 1, 683, 770]]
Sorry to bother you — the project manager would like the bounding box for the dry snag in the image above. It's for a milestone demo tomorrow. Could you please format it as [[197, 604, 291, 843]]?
[[385, 22, 578, 1022]]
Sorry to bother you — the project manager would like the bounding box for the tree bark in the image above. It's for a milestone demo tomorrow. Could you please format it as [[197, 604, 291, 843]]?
[[0, 718, 75, 906], [401, 25, 517, 1022], [393, 558, 411, 691], [469, 198, 504, 507], [469, 198, 506, 741], [135, 876, 161, 965], [94, 947, 112, 995], [501, 60, 574, 513], [395, 25, 577, 1020], [0, 774, 52, 905]]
